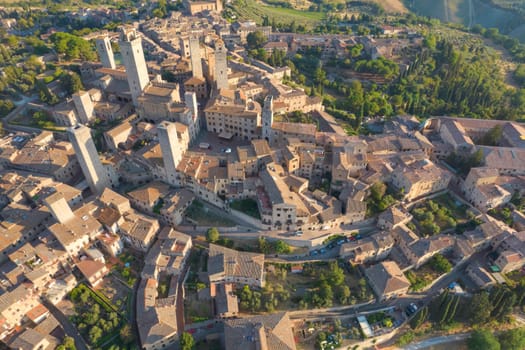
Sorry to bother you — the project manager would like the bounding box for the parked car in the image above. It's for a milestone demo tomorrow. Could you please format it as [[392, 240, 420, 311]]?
[[405, 303, 418, 316]]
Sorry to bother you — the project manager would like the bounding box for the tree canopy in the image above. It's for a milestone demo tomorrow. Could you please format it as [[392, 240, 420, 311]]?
[[468, 329, 500, 350], [60, 72, 84, 96], [468, 291, 493, 325], [179, 332, 194, 350], [246, 31, 267, 50], [206, 227, 220, 243], [50, 32, 96, 61], [499, 328, 525, 350]]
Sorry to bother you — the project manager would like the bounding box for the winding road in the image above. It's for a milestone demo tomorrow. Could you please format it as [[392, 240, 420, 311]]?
[[402, 333, 470, 350]]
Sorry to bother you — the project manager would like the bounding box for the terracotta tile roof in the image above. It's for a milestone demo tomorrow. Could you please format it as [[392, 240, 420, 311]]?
[[208, 244, 264, 284], [76, 259, 106, 281], [365, 261, 410, 296], [224, 312, 296, 350], [128, 181, 170, 206]]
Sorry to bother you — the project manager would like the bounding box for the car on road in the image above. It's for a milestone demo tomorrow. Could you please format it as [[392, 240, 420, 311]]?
[[336, 239, 345, 245], [309, 250, 318, 256], [294, 230, 303, 236], [405, 303, 418, 316], [319, 248, 327, 254]]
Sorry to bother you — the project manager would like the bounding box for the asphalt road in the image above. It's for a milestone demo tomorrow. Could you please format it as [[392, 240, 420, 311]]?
[[402, 333, 470, 350]]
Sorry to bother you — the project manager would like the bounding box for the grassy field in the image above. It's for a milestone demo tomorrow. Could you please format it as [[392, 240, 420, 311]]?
[[10, 108, 66, 132], [403, 0, 525, 41], [230, 0, 325, 27], [371, 0, 407, 13], [230, 198, 261, 219], [185, 200, 237, 227]]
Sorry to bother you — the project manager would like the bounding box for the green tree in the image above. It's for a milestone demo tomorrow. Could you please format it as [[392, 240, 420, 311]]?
[[410, 306, 429, 329], [467, 329, 500, 350], [179, 332, 195, 350], [246, 31, 267, 50], [423, 34, 437, 50], [515, 64, 525, 87], [337, 285, 351, 304], [397, 331, 415, 345], [50, 32, 96, 61], [315, 331, 327, 349], [490, 285, 516, 321], [88, 326, 103, 344], [206, 227, 220, 243], [0, 100, 15, 118], [469, 291, 494, 325], [258, 236, 270, 254], [318, 281, 333, 307], [327, 261, 345, 286], [478, 125, 503, 146], [313, 66, 326, 85], [60, 72, 84, 95], [57, 336, 76, 350], [5, 35, 19, 49], [499, 328, 525, 350], [275, 240, 291, 254], [430, 254, 452, 273], [370, 181, 387, 202]]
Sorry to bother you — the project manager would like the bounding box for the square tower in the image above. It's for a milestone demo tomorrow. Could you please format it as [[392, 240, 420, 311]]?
[[189, 33, 203, 79], [119, 27, 150, 106], [72, 90, 94, 124], [158, 121, 182, 186], [215, 40, 228, 90], [96, 36, 116, 69], [68, 125, 110, 194], [44, 192, 75, 224], [262, 95, 273, 142]]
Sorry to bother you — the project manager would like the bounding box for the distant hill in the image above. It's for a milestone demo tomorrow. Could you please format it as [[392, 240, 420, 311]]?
[[403, 0, 525, 42], [364, 0, 408, 13]]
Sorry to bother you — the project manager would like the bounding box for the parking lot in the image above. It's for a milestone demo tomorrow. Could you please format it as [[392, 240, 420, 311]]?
[[308, 233, 363, 257]]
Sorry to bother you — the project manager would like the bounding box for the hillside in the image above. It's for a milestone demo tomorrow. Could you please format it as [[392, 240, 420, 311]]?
[[403, 0, 525, 42], [366, 0, 408, 13]]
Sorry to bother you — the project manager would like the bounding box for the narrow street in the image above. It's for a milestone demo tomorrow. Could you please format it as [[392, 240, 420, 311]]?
[[176, 262, 191, 332], [41, 299, 89, 350]]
